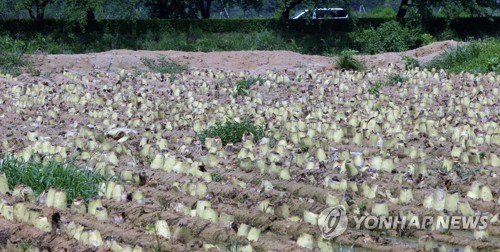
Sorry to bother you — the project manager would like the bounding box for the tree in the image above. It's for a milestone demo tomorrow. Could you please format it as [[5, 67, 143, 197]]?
[[146, 0, 198, 19], [64, 0, 106, 22], [146, 0, 262, 19], [100, 0, 150, 19], [396, 0, 408, 17], [198, 0, 212, 18], [397, 0, 498, 19], [279, 0, 303, 19], [16, 0, 52, 19]]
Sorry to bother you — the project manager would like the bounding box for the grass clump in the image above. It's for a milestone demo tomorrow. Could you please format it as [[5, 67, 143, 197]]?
[[336, 49, 365, 71], [234, 77, 264, 97], [141, 55, 188, 76], [386, 74, 408, 86], [426, 39, 500, 74], [403, 56, 420, 70], [367, 80, 383, 96], [198, 119, 266, 146], [435, 163, 478, 181], [368, 74, 407, 96], [211, 171, 222, 182], [0, 36, 28, 76], [226, 240, 239, 252], [0, 155, 106, 206]]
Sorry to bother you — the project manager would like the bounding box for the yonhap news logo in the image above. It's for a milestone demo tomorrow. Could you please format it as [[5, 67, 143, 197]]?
[[318, 205, 348, 239], [319, 205, 497, 239]]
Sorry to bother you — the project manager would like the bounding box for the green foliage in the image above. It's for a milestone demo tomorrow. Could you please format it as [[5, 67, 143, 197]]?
[[367, 80, 383, 96], [211, 171, 222, 182], [226, 240, 238, 252], [234, 77, 264, 97], [198, 119, 266, 146], [436, 28, 456, 41], [14, 0, 50, 19], [299, 142, 309, 153], [487, 57, 499, 73], [435, 163, 478, 181], [0, 36, 27, 76], [410, 0, 497, 21], [254, 30, 287, 50], [386, 74, 408, 86], [336, 49, 365, 71], [355, 7, 397, 18], [426, 39, 500, 74], [403, 56, 420, 70], [0, 155, 106, 206], [141, 56, 189, 76], [420, 33, 437, 45], [63, 0, 106, 27], [18, 242, 36, 251], [352, 20, 420, 54], [368, 74, 407, 96], [0, 18, 497, 56]]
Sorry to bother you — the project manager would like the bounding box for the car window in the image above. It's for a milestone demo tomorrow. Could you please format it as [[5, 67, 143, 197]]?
[[291, 10, 313, 19], [335, 9, 348, 17], [322, 9, 348, 18], [291, 11, 305, 19], [316, 10, 328, 19], [291, 9, 348, 19]]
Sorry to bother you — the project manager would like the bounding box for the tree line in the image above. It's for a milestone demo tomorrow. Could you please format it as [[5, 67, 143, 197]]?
[[0, 0, 497, 21]]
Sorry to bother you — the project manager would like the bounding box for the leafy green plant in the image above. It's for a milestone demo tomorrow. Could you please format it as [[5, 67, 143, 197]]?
[[386, 74, 408, 86], [0, 155, 106, 206], [368, 81, 383, 96], [226, 240, 238, 252], [486, 56, 499, 73], [336, 49, 365, 71], [354, 7, 396, 18], [17, 242, 35, 251], [420, 33, 437, 46], [254, 30, 287, 50], [211, 171, 222, 182], [435, 163, 477, 181], [454, 164, 479, 181], [357, 201, 368, 210], [234, 77, 264, 97], [198, 119, 266, 145], [352, 21, 420, 54], [403, 56, 420, 70], [141, 56, 188, 76], [0, 36, 28, 76], [426, 39, 500, 74], [368, 75, 407, 96], [299, 142, 309, 153]]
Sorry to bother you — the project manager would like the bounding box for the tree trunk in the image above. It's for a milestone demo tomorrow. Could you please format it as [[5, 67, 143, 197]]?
[[28, 8, 35, 19], [157, 0, 179, 19], [87, 9, 95, 20], [198, 0, 212, 19], [27, 0, 51, 20], [396, 0, 409, 18], [36, 1, 44, 20], [158, 0, 169, 19]]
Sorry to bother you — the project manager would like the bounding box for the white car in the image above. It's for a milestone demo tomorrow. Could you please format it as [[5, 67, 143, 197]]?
[[291, 8, 349, 20]]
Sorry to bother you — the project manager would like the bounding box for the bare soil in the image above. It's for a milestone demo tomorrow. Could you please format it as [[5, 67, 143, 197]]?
[[30, 40, 460, 75]]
